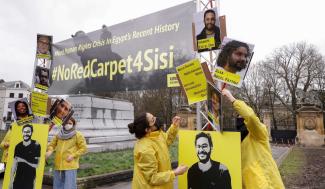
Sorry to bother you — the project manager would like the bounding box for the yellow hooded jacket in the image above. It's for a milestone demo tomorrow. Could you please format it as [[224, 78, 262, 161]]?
[[132, 124, 178, 189], [234, 100, 285, 189], [0, 129, 11, 163], [47, 131, 87, 170]]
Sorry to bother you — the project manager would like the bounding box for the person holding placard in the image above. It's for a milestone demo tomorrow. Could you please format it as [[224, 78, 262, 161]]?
[[128, 113, 188, 189], [0, 126, 11, 168], [46, 117, 87, 189], [221, 88, 284, 189]]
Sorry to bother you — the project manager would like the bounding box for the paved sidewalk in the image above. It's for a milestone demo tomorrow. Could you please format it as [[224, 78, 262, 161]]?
[[94, 179, 178, 189], [271, 145, 292, 166]]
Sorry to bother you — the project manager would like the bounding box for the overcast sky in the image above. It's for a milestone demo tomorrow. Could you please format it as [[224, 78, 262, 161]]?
[[0, 0, 324, 86]]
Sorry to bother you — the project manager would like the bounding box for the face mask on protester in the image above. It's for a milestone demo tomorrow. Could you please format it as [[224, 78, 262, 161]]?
[[64, 124, 74, 131], [154, 117, 164, 130], [236, 117, 249, 142]]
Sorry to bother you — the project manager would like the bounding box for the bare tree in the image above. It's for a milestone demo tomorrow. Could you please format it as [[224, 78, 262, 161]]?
[[259, 59, 281, 130], [240, 63, 267, 117], [311, 56, 325, 128], [312, 56, 325, 108], [113, 88, 185, 126], [262, 42, 323, 129]]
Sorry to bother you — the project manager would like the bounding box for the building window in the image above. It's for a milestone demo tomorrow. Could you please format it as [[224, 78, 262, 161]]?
[[15, 82, 21, 88], [18, 93, 23, 98], [9, 93, 14, 98], [6, 112, 12, 121]]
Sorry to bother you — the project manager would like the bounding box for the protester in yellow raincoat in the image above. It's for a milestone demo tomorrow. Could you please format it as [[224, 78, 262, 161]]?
[[128, 113, 188, 189], [46, 117, 87, 189], [222, 89, 285, 189], [0, 127, 11, 164]]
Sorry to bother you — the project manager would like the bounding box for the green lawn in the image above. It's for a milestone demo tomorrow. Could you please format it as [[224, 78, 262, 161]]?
[[279, 147, 306, 183], [45, 140, 179, 178]]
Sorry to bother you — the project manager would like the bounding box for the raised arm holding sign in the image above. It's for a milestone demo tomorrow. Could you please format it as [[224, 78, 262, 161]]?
[[221, 88, 285, 189]]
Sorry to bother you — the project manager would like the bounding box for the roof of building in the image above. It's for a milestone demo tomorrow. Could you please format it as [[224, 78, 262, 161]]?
[[0, 80, 30, 90], [297, 105, 323, 112]]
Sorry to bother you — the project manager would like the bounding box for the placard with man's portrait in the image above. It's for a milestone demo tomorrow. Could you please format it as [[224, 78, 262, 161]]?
[[34, 66, 50, 91], [179, 130, 242, 189], [33, 34, 52, 92], [2, 123, 49, 189], [36, 34, 52, 59], [193, 8, 222, 52], [214, 37, 255, 88]]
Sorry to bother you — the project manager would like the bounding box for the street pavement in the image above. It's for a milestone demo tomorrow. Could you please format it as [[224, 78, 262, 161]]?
[[0, 145, 290, 189]]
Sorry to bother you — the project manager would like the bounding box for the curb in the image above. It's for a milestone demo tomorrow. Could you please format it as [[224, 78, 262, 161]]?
[[43, 161, 178, 188], [276, 147, 293, 167]]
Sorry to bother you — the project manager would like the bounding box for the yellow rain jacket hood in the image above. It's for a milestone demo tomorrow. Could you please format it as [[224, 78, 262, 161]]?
[[234, 100, 285, 189], [47, 131, 87, 170], [132, 124, 178, 189]]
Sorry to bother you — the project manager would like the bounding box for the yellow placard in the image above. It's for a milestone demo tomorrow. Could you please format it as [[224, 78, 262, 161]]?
[[176, 59, 207, 105], [16, 116, 34, 126], [36, 54, 51, 59], [167, 73, 180, 87], [35, 83, 48, 91], [179, 130, 242, 189], [52, 116, 63, 126], [215, 68, 241, 85], [207, 111, 219, 127], [3, 123, 49, 189], [198, 37, 215, 50], [31, 91, 49, 117]]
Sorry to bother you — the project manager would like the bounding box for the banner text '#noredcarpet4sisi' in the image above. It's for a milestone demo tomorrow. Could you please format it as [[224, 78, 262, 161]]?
[[52, 45, 175, 81]]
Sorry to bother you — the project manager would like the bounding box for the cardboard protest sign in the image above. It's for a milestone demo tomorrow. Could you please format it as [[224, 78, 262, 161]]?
[[48, 99, 74, 127], [8, 98, 34, 125], [33, 34, 53, 92], [34, 66, 50, 91], [214, 37, 254, 87], [2, 123, 49, 189], [167, 73, 180, 87], [179, 130, 242, 189], [193, 8, 222, 52], [31, 91, 50, 117], [176, 59, 207, 105], [36, 34, 52, 59], [206, 81, 223, 131], [36, 58, 51, 69]]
